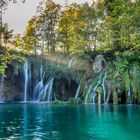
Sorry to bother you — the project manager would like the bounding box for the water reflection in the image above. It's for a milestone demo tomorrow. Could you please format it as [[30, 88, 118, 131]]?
[[23, 104, 27, 138]]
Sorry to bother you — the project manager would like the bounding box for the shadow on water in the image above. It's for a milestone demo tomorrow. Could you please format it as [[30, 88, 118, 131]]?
[[0, 104, 140, 140]]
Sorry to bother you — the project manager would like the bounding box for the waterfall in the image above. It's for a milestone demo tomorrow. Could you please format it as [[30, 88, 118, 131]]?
[[47, 78, 54, 101], [38, 82, 50, 101], [75, 83, 81, 99], [40, 61, 43, 80], [33, 62, 45, 100], [1, 76, 4, 94], [92, 72, 102, 103], [102, 71, 107, 103], [128, 87, 132, 104], [68, 59, 73, 69], [0, 76, 4, 102], [38, 78, 54, 102], [85, 82, 94, 104], [33, 80, 44, 100], [24, 61, 28, 102]]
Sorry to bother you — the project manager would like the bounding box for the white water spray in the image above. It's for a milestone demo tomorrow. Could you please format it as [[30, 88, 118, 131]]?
[[38, 78, 54, 102], [92, 73, 102, 103], [68, 59, 73, 69], [102, 71, 107, 103], [0, 76, 4, 102], [85, 82, 94, 104], [24, 61, 28, 102], [75, 83, 81, 99], [33, 62, 45, 100], [47, 78, 54, 101], [128, 87, 132, 104]]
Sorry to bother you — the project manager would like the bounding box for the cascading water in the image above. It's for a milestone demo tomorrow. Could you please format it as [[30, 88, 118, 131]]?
[[24, 61, 28, 102], [85, 82, 94, 104], [0, 76, 4, 102], [102, 71, 107, 103], [33, 81, 44, 100], [38, 82, 50, 101], [68, 59, 73, 69], [75, 83, 81, 99], [92, 72, 102, 103], [1, 77, 4, 94], [47, 78, 54, 101], [33, 62, 45, 100], [40, 61, 43, 80], [38, 78, 54, 102], [128, 87, 132, 104]]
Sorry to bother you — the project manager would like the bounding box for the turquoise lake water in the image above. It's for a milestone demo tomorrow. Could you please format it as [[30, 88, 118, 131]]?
[[0, 104, 139, 140]]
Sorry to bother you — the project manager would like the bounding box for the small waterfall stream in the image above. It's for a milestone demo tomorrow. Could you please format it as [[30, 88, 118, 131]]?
[[0, 76, 4, 102], [38, 83, 49, 101], [102, 71, 107, 103], [92, 72, 102, 103], [1, 77, 4, 95], [85, 82, 94, 104], [47, 78, 54, 101], [128, 87, 132, 104], [68, 59, 73, 69], [38, 78, 54, 102], [24, 61, 28, 102], [75, 83, 81, 99], [33, 81, 44, 100], [33, 62, 45, 100]]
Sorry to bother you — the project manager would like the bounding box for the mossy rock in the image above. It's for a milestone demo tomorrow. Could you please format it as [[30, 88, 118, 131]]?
[[67, 98, 82, 105], [52, 99, 66, 105]]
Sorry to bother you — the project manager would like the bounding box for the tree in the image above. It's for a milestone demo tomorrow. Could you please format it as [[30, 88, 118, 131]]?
[[0, 0, 25, 45], [2, 23, 13, 46], [0, 0, 26, 75], [57, 3, 97, 54], [96, 0, 140, 58], [36, 0, 61, 53], [23, 16, 40, 55]]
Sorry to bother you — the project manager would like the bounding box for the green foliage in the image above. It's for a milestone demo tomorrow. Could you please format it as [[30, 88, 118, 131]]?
[[113, 91, 118, 105], [1, 24, 13, 46], [113, 57, 129, 74], [0, 46, 25, 76], [123, 71, 130, 91], [131, 66, 140, 96], [4, 0, 139, 59], [0, 62, 7, 76], [2, 0, 140, 57], [1, 0, 140, 104]]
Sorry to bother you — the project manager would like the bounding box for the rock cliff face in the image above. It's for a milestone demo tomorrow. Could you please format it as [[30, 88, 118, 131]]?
[[1, 54, 140, 104], [2, 64, 24, 101]]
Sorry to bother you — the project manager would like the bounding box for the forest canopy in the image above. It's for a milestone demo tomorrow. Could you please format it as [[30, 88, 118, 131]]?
[[0, 0, 140, 75]]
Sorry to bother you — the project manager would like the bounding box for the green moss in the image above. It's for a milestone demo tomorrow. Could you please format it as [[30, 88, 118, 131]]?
[[67, 98, 82, 105], [113, 90, 118, 105]]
